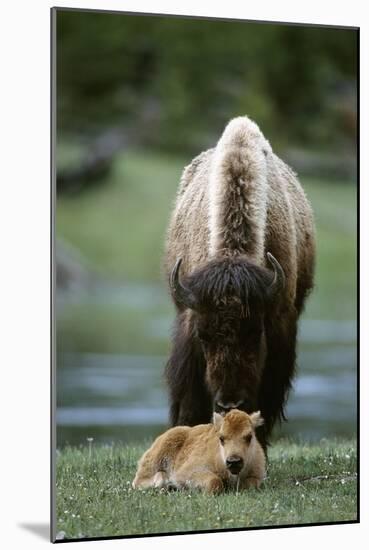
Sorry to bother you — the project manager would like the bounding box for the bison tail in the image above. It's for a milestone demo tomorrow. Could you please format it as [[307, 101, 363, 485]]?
[[208, 116, 271, 260]]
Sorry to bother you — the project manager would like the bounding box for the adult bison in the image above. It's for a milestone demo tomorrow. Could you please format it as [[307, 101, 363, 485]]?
[[164, 116, 315, 448]]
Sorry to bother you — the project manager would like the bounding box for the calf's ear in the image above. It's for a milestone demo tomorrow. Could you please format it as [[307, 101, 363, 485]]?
[[213, 412, 223, 429], [250, 411, 264, 428]]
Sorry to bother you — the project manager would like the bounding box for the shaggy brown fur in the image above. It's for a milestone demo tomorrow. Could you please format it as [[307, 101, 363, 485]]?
[[164, 116, 315, 448], [132, 410, 266, 493]]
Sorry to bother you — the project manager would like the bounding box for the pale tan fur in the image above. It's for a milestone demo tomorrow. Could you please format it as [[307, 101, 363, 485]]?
[[208, 116, 271, 260], [132, 410, 266, 494]]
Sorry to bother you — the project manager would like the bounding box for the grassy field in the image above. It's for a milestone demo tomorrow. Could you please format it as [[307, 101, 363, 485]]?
[[55, 438, 357, 541]]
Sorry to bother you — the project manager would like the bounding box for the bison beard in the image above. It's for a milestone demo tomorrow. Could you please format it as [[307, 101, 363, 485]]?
[[164, 116, 315, 450]]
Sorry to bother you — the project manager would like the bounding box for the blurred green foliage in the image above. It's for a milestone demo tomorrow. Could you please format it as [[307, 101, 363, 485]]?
[[57, 10, 357, 154]]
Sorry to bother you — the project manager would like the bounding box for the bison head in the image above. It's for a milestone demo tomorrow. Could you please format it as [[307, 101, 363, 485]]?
[[170, 253, 285, 415]]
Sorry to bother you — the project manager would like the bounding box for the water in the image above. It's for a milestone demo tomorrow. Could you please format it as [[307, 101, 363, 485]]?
[[56, 319, 357, 447]]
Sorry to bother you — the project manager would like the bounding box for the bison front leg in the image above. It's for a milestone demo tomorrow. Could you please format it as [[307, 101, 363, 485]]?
[[165, 312, 212, 426], [258, 308, 298, 446]]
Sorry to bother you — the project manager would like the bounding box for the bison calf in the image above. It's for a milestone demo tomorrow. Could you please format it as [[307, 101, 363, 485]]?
[[132, 409, 266, 494]]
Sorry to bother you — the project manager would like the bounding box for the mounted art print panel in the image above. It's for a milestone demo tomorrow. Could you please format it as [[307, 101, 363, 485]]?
[[51, 7, 358, 543]]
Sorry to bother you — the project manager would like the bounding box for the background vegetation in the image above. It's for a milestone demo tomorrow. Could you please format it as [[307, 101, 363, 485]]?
[[57, 11, 357, 158]]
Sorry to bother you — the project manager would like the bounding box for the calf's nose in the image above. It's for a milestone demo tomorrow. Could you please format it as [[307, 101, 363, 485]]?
[[226, 456, 244, 471]]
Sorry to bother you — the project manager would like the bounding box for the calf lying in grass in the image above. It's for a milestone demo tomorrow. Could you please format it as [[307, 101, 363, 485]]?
[[132, 409, 266, 494]]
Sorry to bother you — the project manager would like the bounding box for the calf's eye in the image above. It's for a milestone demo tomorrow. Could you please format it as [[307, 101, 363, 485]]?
[[244, 434, 252, 444], [219, 436, 225, 445]]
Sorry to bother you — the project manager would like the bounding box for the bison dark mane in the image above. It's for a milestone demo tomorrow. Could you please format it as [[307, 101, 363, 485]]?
[[183, 256, 274, 313]]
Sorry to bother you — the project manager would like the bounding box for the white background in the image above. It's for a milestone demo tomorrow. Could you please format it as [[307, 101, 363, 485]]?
[[1, 0, 366, 548]]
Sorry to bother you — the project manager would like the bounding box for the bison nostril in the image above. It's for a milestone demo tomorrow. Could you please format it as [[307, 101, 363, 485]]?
[[215, 402, 228, 413], [226, 457, 244, 474]]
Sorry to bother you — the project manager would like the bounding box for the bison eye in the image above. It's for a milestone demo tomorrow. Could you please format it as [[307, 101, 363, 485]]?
[[244, 434, 252, 444], [219, 435, 225, 445]]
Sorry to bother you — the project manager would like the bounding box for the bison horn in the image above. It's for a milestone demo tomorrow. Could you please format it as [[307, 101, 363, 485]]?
[[170, 258, 198, 309], [266, 252, 286, 296]]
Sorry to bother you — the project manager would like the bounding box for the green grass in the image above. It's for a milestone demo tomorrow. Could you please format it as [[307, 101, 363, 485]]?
[[55, 439, 357, 540]]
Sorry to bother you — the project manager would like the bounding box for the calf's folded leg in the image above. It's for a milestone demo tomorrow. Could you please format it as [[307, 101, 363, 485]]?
[[132, 427, 189, 489], [176, 471, 224, 494]]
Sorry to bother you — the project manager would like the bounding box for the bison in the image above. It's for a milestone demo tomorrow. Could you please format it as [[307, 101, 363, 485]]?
[[132, 409, 266, 493], [164, 116, 315, 449]]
